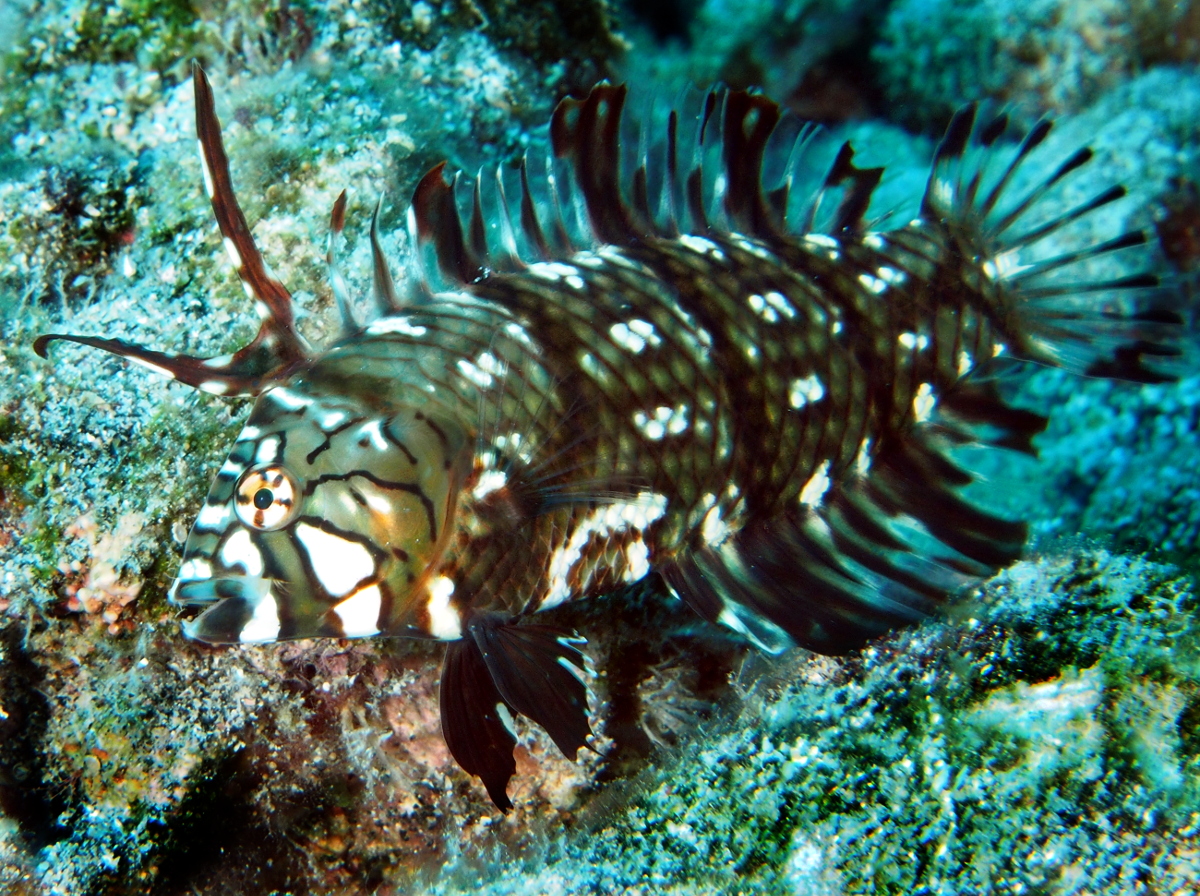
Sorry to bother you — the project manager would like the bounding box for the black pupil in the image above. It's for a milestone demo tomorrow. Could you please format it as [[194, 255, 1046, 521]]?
[[253, 488, 274, 510]]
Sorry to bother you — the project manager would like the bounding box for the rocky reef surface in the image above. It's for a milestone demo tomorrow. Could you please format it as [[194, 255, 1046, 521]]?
[[2, 1, 1200, 894]]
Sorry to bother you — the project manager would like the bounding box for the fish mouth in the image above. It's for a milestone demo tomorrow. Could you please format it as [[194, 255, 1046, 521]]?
[[171, 575, 281, 644], [170, 574, 273, 607]]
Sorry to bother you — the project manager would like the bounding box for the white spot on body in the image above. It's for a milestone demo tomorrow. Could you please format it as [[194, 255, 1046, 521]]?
[[332, 585, 382, 637], [957, 350, 973, 376], [528, 261, 581, 282], [426, 575, 461, 639], [624, 539, 650, 582], [368, 317, 428, 337], [472, 469, 508, 501], [803, 233, 840, 260], [633, 405, 689, 440], [610, 319, 661, 354], [503, 321, 533, 344], [579, 352, 609, 383], [198, 381, 228, 395], [701, 503, 730, 547], [913, 382, 936, 422], [542, 492, 668, 608], [748, 294, 779, 324], [456, 357, 494, 389], [858, 272, 889, 295], [854, 438, 872, 476], [733, 235, 775, 260], [221, 528, 264, 576], [799, 461, 832, 507], [898, 331, 930, 351], [679, 234, 726, 259], [863, 232, 885, 251], [295, 523, 375, 597], [573, 250, 605, 269], [789, 375, 826, 409], [764, 291, 797, 319]]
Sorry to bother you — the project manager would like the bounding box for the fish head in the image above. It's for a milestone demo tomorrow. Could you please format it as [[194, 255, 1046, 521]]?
[[170, 384, 468, 644]]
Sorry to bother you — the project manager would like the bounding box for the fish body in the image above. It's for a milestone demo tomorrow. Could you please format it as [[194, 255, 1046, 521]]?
[[35, 66, 1185, 809]]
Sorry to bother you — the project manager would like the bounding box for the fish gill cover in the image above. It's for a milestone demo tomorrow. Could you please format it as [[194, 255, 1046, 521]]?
[[3, 1, 1200, 895]]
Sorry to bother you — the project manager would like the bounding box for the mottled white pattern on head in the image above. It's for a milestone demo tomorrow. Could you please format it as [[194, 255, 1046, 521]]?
[[357, 419, 388, 451], [332, 584, 383, 638], [195, 503, 232, 531], [295, 523, 375, 597], [177, 558, 213, 582], [255, 437, 280, 464], [239, 591, 282, 643], [221, 528, 264, 576], [267, 388, 313, 411]]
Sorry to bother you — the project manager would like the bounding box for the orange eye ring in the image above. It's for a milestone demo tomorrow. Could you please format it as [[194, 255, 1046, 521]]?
[[234, 465, 301, 530]]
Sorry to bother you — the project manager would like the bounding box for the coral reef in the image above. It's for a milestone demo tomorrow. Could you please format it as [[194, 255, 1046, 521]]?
[[3, 0, 1200, 893]]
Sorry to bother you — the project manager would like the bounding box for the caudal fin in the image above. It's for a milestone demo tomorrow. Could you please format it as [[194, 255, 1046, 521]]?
[[922, 105, 1187, 384]]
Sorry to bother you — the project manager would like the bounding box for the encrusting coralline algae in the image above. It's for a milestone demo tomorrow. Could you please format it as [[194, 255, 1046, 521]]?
[[3, 1, 1200, 894]]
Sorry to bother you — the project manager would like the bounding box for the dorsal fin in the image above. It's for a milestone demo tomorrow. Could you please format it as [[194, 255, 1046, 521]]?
[[34, 62, 310, 397], [550, 83, 641, 244], [406, 82, 883, 288]]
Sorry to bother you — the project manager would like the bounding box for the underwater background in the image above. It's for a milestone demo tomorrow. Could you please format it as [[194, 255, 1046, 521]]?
[[3, 0, 1200, 893]]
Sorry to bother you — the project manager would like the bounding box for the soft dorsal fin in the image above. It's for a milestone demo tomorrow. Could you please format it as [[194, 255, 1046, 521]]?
[[34, 62, 310, 397], [662, 385, 1048, 656], [407, 82, 887, 289]]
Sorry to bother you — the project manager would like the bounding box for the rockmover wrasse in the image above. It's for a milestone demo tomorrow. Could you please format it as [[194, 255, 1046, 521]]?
[[36, 63, 1189, 810]]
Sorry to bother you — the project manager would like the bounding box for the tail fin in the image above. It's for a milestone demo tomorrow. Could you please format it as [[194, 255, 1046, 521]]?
[[922, 105, 1186, 384]]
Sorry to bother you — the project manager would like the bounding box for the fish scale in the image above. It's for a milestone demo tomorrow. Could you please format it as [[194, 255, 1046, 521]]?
[[33, 66, 1190, 811]]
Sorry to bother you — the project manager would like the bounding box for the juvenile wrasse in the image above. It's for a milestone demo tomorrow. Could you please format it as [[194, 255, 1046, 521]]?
[[35, 63, 1186, 810]]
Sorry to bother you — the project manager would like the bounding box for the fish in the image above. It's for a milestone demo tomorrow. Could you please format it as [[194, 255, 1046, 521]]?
[[35, 62, 1187, 810]]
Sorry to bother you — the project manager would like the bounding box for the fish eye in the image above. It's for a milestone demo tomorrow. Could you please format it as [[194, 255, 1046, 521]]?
[[234, 465, 300, 530]]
